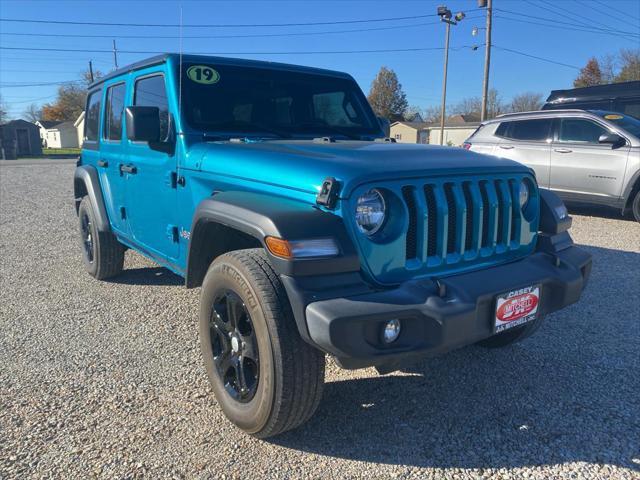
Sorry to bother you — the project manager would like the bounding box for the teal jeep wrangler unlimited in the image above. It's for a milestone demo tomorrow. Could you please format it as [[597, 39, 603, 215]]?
[[74, 54, 592, 438]]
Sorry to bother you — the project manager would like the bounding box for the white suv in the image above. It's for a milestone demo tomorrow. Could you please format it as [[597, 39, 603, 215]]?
[[464, 109, 640, 222]]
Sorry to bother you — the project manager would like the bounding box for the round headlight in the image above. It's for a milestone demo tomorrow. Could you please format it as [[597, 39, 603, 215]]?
[[519, 180, 530, 210], [356, 189, 386, 235]]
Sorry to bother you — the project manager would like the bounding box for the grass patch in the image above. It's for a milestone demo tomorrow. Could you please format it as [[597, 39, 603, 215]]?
[[42, 148, 81, 155]]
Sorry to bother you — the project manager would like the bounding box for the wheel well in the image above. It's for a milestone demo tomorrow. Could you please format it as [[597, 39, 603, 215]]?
[[186, 221, 263, 288], [74, 177, 88, 213], [624, 178, 640, 213]]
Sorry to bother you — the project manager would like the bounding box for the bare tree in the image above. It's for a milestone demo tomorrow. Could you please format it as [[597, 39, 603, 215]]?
[[0, 94, 7, 124], [24, 103, 43, 123], [574, 57, 603, 87], [422, 105, 442, 123], [452, 89, 504, 119], [510, 92, 544, 113], [616, 48, 640, 82]]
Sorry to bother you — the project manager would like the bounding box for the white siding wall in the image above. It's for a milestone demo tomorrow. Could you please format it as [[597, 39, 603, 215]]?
[[428, 127, 477, 146]]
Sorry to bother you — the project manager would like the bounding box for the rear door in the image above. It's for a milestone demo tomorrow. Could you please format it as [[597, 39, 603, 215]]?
[[550, 117, 630, 199], [124, 70, 179, 261], [494, 119, 553, 187]]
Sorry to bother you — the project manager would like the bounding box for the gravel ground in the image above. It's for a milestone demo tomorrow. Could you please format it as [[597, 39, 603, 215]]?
[[1, 160, 639, 479]]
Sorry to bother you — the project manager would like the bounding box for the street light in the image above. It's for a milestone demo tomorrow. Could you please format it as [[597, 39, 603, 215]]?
[[437, 6, 465, 145]]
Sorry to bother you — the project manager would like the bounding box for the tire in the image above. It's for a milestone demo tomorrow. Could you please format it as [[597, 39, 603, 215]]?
[[199, 248, 325, 438], [77, 197, 125, 280], [632, 189, 640, 223], [476, 316, 544, 348]]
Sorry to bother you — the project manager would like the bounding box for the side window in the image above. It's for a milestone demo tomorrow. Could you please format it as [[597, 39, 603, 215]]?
[[507, 119, 552, 141], [85, 89, 102, 142], [134, 75, 169, 141], [103, 83, 126, 141], [495, 122, 510, 137], [558, 118, 607, 144]]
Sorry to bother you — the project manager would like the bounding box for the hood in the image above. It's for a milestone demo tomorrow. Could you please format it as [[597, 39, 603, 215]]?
[[191, 140, 532, 198]]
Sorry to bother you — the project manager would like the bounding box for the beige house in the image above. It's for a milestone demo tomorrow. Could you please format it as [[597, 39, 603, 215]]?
[[390, 115, 479, 146], [74, 112, 85, 148], [36, 120, 80, 149], [390, 121, 429, 144]]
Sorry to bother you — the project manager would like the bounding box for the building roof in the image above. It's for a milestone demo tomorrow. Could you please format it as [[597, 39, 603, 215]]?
[[0, 119, 39, 129], [390, 121, 430, 130], [38, 120, 64, 129], [73, 111, 85, 128]]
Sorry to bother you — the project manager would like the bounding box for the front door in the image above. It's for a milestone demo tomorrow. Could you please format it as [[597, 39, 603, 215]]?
[[550, 117, 630, 200], [124, 71, 179, 261], [16, 129, 30, 155]]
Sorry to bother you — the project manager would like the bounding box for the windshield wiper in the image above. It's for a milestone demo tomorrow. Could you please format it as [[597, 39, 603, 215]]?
[[211, 121, 292, 139], [298, 123, 362, 140]]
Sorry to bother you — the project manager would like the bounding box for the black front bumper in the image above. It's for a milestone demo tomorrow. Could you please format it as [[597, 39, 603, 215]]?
[[281, 235, 591, 370]]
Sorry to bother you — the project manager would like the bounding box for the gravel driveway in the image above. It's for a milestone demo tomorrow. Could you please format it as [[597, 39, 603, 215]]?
[[1, 160, 639, 479]]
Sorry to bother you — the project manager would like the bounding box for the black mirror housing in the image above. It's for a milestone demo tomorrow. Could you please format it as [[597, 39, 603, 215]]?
[[126, 106, 161, 143], [598, 132, 625, 148]]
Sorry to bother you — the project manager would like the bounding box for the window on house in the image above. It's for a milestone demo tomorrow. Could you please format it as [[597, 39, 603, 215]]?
[[134, 75, 169, 141], [85, 89, 102, 141], [395, 133, 402, 140], [104, 83, 126, 141]]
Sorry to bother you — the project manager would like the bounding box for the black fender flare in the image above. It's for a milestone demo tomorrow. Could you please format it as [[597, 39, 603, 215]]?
[[73, 165, 110, 232], [186, 191, 360, 285]]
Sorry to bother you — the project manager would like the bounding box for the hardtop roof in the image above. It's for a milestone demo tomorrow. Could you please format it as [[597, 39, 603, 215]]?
[[88, 53, 352, 89]]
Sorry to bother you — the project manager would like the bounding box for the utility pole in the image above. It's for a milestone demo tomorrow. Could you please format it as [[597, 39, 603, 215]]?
[[112, 39, 119, 69], [88, 60, 94, 83], [480, 0, 493, 121], [439, 21, 451, 146], [437, 6, 465, 145]]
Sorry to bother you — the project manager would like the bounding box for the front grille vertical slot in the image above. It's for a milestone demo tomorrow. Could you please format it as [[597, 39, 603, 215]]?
[[494, 180, 512, 246], [402, 186, 418, 260], [480, 180, 499, 248], [424, 185, 438, 258], [462, 182, 474, 252], [508, 179, 522, 245], [444, 183, 457, 255]]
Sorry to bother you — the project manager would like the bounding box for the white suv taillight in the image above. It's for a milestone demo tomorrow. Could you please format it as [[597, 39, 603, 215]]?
[[462, 142, 471, 150]]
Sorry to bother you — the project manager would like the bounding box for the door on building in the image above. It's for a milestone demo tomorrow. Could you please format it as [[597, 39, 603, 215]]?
[[16, 129, 30, 155]]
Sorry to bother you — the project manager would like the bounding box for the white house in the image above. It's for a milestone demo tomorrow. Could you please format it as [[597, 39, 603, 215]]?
[[390, 115, 480, 147], [74, 112, 85, 148], [36, 120, 79, 149]]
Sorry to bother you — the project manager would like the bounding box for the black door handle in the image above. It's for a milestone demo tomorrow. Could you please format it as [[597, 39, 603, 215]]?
[[120, 164, 137, 174], [97, 159, 108, 167]]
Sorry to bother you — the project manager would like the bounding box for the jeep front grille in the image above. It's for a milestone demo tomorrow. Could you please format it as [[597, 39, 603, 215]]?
[[403, 177, 525, 262]]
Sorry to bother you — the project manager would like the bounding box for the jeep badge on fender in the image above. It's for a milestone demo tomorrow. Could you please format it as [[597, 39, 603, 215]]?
[[74, 54, 592, 438]]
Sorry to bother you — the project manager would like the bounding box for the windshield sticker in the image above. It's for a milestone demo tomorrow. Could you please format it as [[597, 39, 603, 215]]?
[[187, 65, 220, 84], [604, 114, 623, 120]]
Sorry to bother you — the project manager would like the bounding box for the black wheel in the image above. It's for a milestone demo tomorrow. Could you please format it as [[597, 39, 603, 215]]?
[[199, 249, 325, 438], [632, 189, 640, 223], [476, 316, 544, 348], [77, 197, 125, 280]]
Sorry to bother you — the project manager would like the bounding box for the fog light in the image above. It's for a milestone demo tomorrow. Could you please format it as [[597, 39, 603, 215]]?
[[382, 319, 401, 344]]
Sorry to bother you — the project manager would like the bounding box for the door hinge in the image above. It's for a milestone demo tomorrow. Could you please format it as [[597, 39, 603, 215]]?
[[316, 177, 341, 209], [166, 225, 179, 243], [167, 172, 186, 189]]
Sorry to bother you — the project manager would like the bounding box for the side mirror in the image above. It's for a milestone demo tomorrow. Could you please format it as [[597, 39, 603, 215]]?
[[126, 106, 160, 143], [377, 116, 390, 137], [598, 132, 625, 148]]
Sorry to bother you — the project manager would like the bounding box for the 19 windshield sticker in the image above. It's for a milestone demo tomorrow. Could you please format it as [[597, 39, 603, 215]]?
[[186, 65, 220, 84]]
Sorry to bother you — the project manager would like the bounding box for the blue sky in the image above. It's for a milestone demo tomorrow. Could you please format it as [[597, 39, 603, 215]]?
[[1, 0, 639, 119]]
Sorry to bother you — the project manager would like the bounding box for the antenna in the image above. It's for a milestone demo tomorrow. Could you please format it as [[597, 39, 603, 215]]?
[[178, 5, 183, 123]]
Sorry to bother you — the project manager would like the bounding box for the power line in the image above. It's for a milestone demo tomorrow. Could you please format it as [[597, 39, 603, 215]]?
[[0, 16, 483, 40], [494, 8, 640, 37], [493, 45, 581, 70], [591, 0, 639, 22], [0, 11, 479, 28], [494, 13, 636, 38], [0, 45, 475, 56]]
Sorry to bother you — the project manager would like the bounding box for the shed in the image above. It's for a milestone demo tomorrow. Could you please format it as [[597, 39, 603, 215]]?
[[0, 119, 43, 160], [74, 112, 85, 148], [36, 120, 79, 149]]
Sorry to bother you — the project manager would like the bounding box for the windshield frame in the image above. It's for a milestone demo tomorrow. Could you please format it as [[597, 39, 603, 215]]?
[[176, 62, 384, 140]]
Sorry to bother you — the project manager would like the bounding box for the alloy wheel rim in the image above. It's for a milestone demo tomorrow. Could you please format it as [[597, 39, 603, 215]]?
[[209, 290, 259, 403], [81, 212, 94, 263]]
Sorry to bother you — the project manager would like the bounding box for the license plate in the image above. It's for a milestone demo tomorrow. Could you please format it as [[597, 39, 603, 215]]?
[[494, 285, 540, 333]]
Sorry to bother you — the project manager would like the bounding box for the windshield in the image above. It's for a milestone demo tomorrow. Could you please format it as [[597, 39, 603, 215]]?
[[180, 63, 381, 139], [592, 110, 640, 138]]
